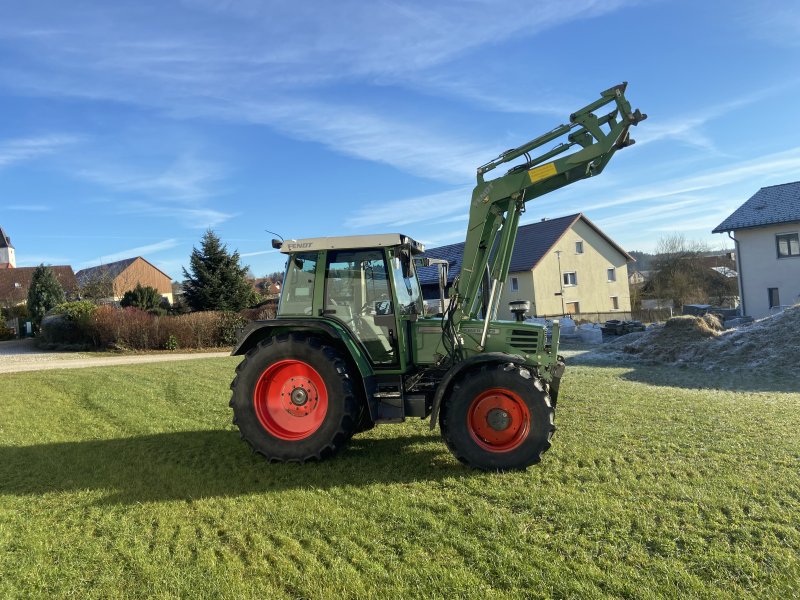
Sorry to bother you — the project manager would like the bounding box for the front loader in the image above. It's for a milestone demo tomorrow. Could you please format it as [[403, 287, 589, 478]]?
[[230, 83, 646, 470]]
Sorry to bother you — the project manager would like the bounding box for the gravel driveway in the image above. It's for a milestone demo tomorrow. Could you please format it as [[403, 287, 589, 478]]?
[[0, 339, 231, 374]]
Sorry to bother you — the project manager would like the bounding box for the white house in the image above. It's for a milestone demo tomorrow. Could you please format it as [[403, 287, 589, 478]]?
[[713, 181, 800, 318], [419, 213, 635, 320]]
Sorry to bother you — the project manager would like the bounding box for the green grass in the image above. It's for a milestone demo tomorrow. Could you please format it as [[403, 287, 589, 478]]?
[[1, 359, 799, 599]]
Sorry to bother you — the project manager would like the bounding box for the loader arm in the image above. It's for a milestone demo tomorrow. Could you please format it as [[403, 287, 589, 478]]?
[[452, 82, 646, 335]]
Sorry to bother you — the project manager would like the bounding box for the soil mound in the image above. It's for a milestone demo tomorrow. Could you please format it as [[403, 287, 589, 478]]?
[[588, 304, 800, 373]]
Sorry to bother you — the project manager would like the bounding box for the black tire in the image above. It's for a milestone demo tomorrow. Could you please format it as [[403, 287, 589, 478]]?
[[229, 333, 361, 462], [440, 363, 555, 471]]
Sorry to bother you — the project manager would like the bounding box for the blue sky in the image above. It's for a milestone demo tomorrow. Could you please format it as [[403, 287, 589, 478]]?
[[2, 0, 800, 279]]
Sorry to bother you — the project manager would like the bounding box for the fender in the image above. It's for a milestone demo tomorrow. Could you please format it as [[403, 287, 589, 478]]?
[[231, 318, 385, 420], [232, 318, 373, 380], [428, 352, 527, 430]]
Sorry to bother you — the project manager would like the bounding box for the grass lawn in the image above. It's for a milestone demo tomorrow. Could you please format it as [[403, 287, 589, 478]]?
[[1, 358, 798, 599]]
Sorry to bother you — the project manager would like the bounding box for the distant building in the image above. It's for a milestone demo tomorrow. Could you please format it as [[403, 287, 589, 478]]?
[[76, 257, 174, 303], [419, 213, 635, 319], [0, 226, 16, 269], [0, 266, 78, 306], [713, 181, 800, 318]]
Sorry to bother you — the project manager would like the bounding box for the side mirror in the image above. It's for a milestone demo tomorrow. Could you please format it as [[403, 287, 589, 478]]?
[[375, 300, 393, 315], [400, 249, 412, 280]]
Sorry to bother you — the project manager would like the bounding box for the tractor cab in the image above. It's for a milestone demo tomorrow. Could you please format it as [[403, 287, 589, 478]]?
[[274, 233, 425, 369]]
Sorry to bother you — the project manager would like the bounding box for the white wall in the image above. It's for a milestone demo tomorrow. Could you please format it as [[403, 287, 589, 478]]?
[[736, 223, 800, 318]]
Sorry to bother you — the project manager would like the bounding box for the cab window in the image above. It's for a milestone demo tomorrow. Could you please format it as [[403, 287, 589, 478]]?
[[279, 252, 318, 316], [389, 248, 422, 316]]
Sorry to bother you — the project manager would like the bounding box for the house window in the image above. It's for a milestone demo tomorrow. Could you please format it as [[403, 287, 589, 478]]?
[[768, 287, 780, 308], [607, 267, 616, 282], [565, 301, 580, 315], [611, 296, 620, 310], [510, 277, 519, 292], [563, 271, 577, 286], [575, 241, 584, 254], [776, 233, 800, 258]]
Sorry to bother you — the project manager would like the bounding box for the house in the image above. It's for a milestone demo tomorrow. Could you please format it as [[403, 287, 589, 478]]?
[[419, 213, 635, 320], [75, 257, 174, 303], [628, 270, 649, 285], [713, 181, 800, 318], [0, 266, 79, 307], [0, 226, 16, 269], [251, 278, 282, 297]]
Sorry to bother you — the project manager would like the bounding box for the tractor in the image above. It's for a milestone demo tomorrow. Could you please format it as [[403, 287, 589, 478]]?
[[229, 83, 646, 470]]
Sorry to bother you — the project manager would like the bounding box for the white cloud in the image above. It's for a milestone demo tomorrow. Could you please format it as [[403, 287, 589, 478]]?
[[240, 249, 278, 258], [81, 238, 180, 266], [345, 187, 472, 229], [0, 135, 80, 168], [75, 154, 227, 201], [0, 1, 644, 182], [6, 204, 51, 212]]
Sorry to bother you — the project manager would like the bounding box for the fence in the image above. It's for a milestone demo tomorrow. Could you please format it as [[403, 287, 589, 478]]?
[[538, 308, 675, 324]]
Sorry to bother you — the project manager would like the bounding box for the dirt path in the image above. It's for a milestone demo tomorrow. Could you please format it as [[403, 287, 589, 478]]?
[[0, 339, 231, 374]]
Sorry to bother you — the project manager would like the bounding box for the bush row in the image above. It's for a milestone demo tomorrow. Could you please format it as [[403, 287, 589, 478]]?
[[41, 303, 249, 351]]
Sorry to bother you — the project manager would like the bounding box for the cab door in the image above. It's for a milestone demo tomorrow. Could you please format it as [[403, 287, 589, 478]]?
[[323, 249, 397, 366]]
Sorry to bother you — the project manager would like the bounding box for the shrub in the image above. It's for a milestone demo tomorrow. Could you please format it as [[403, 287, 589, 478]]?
[[40, 306, 244, 351], [121, 284, 164, 314], [52, 300, 98, 322], [2, 304, 29, 320], [218, 311, 248, 346], [0, 321, 15, 341]]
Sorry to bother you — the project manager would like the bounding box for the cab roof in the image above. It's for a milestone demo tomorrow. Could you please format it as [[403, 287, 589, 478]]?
[[278, 233, 425, 255]]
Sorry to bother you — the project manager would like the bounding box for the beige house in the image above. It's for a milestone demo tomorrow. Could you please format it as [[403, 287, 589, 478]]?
[[420, 213, 634, 320], [76, 257, 174, 303], [713, 182, 800, 319]]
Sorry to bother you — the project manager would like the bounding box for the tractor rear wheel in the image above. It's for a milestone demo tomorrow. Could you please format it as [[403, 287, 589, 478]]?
[[230, 334, 361, 462], [440, 363, 555, 471]]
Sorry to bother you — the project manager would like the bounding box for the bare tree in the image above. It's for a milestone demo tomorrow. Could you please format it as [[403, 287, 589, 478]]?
[[649, 234, 710, 308]]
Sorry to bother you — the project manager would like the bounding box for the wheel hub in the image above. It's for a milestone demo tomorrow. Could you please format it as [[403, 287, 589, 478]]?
[[281, 376, 318, 416], [290, 387, 309, 406], [486, 408, 511, 431]]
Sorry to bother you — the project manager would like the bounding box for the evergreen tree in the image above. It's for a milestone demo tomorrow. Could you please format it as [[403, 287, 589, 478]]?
[[27, 264, 66, 326], [120, 283, 163, 313], [182, 230, 258, 311]]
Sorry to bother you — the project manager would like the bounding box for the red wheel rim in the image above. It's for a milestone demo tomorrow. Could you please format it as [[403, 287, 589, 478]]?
[[253, 360, 329, 440], [467, 388, 530, 452]]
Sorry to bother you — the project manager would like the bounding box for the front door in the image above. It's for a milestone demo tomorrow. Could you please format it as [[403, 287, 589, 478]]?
[[324, 249, 397, 366]]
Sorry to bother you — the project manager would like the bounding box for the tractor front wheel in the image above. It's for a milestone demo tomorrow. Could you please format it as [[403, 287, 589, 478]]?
[[230, 334, 361, 462], [440, 363, 555, 470]]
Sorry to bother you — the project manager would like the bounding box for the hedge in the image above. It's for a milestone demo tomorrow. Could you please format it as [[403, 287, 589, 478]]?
[[40, 303, 248, 351]]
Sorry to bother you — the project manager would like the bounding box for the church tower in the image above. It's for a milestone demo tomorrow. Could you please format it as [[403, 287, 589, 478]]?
[[0, 226, 16, 268]]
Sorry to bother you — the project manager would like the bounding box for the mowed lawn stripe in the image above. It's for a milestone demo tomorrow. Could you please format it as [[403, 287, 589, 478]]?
[[1, 359, 799, 598]]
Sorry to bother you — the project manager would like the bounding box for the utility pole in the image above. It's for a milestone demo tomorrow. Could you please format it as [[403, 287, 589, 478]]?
[[554, 250, 566, 316]]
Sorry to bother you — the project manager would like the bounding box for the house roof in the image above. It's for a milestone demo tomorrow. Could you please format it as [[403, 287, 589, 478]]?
[[713, 181, 800, 233], [75, 256, 172, 286], [0, 266, 78, 304], [418, 213, 633, 286], [0, 226, 13, 249]]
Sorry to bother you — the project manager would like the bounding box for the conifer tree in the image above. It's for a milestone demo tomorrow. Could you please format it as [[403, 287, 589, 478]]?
[[27, 264, 66, 326], [182, 230, 257, 311]]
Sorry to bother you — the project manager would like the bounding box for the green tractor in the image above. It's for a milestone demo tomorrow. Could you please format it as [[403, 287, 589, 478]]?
[[230, 83, 645, 470]]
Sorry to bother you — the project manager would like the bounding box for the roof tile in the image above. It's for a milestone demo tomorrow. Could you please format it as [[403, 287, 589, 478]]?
[[713, 181, 800, 232]]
